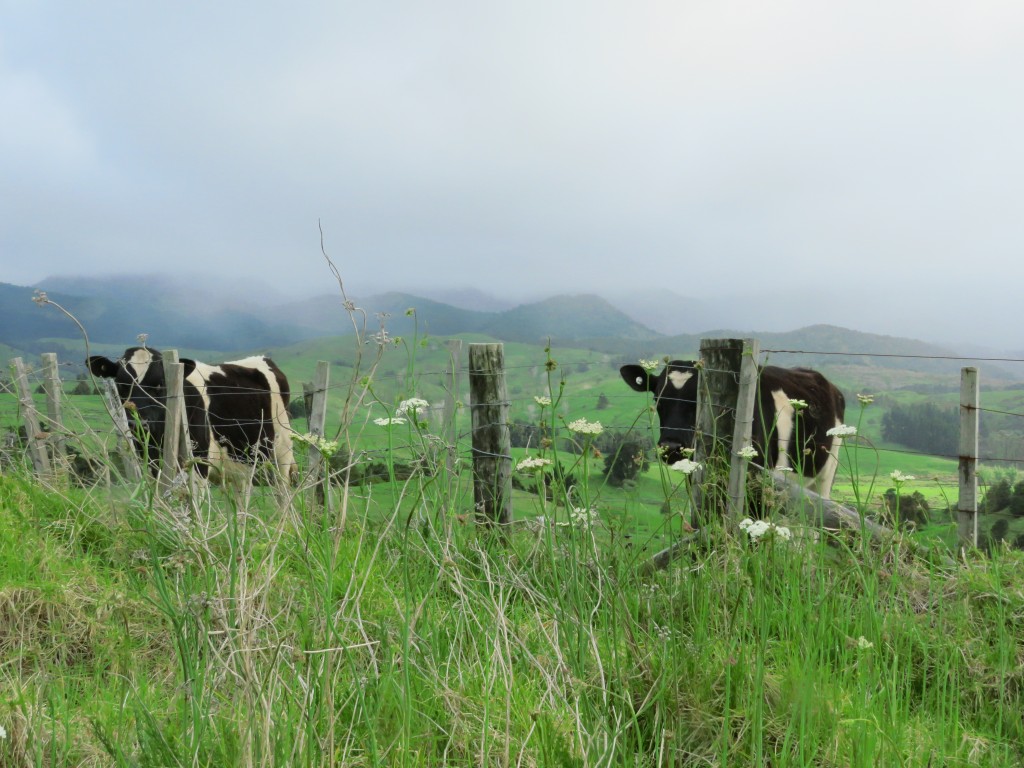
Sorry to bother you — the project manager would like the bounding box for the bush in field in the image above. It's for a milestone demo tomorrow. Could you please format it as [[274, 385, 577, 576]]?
[[881, 401, 957, 455], [882, 488, 930, 529], [602, 438, 649, 487]]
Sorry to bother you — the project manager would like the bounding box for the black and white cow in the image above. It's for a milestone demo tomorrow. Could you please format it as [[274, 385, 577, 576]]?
[[88, 347, 296, 482], [620, 361, 846, 498]]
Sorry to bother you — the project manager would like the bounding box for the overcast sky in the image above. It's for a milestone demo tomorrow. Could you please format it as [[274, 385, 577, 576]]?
[[2, 2, 1023, 347]]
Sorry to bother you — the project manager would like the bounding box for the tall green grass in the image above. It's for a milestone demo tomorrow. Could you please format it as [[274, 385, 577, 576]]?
[[1, 298, 1023, 766]]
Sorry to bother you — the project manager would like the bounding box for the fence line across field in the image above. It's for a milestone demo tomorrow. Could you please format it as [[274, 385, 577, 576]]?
[[0, 341, 988, 547]]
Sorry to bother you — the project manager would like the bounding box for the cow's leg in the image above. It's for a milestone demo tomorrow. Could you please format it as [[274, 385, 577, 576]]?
[[810, 418, 844, 499], [769, 391, 795, 471]]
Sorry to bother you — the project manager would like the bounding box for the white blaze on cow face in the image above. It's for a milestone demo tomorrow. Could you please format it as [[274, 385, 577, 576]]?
[[668, 370, 693, 390], [125, 347, 156, 384]]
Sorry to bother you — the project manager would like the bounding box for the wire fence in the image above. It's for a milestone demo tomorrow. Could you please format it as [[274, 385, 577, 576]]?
[[4, 343, 1024, 504]]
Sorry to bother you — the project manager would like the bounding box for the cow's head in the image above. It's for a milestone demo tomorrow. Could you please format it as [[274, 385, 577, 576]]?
[[620, 360, 699, 464], [88, 347, 188, 445]]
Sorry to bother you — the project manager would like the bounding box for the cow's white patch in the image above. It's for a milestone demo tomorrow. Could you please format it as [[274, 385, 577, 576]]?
[[125, 348, 156, 383], [770, 389, 795, 470], [668, 370, 693, 390]]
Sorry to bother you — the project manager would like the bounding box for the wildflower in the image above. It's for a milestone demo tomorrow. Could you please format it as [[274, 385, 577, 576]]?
[[826, 424, 858, 438], [374, 417, 407, 427], [639, 358, 661, 372], [857, 636, 874, 650], [567, 418, 603, 436], [568, 506, 599, 529], [516, 457, 552, 472], [739, 517, 791, 542], [736, 446, 758, 460], [789, 399, 808, 411], [293, 432, 340, 458], [670, 458, 701, 475], [856, 393, 874, 405], [890, 470, 915, 484], [396, 398, 429, 416], [534, 396, 552, 407]]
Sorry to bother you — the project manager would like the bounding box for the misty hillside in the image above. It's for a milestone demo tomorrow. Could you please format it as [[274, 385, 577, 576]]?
[[3, 275, 1010, 385]]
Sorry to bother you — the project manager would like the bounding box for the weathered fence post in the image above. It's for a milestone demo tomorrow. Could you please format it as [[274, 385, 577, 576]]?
[[958, 367, 979, 549], [691, 338, 746, 524], [159, 350, 191, 492], [443, 339, 463, 476], [100, 379, 143, 481], [307, 361, 332, 510], [727, 339, 760, 521], [468, 343, 512, 525], [10, 357, 50, 477], [41, 352, 66, 472]]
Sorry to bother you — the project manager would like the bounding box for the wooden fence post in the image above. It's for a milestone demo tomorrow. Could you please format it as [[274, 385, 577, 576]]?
[[307, 361, 331, 509], [41, 352, 66, 472], [443, 339, 463, 476], [727, 339, 759, 521], [100, 379, 143, 481], [159, 350, 192, 492], [692, 338, 745, 524], [10, 357, 50, 478], [958, 367, 979, 549], [468, 343, 512, 525]]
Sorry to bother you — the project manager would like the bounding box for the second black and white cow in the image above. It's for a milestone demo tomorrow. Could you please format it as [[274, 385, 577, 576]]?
[[620, 361, 846, 498], [88, 347, 296, 482]]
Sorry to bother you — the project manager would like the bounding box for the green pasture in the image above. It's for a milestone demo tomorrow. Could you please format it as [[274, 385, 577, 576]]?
[[4, 333, 1024, 765]]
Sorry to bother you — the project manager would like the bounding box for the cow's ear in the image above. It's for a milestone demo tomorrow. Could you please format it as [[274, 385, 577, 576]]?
[[620, 365, 653, 393], [181, 359, 197, 378], [88, 356, 118, 379]]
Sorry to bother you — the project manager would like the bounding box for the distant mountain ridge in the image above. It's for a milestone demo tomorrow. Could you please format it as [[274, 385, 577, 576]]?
[[1, 274, 1009, 383]]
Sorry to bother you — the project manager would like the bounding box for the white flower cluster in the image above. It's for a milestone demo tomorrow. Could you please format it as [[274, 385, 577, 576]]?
[[374, 417, 407, 427], [739, 517, 792, 542], [856, 393, 875, 405], [670, 458, 702, 475], [567, 418, 603, 436], [788, 399, 809, 410], [516, 456, 552, 472], [857, 636, 875, 650], [293, 432, 341, 458], [396, 398, 430, 416], [559, 506, 599, 529], [639, 358, 662, 372], [826, 424, 858, 438], [736, 446, 758, 460], [534, 395, 552, 407], [890, 470, 915, 484]]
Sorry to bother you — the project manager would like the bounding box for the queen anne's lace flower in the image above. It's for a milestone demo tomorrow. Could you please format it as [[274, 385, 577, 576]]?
[[739, 517, 792, 542], [567, 418, 603, 436], [516, 457, 552, 472], [534, 396, 552, 407], [856, 393, 875, 405], [826, 424, 857, 438], [736, 446, 758, 460], [639, 358, 661, 372], [890, 470, 915, 484], [670, 458, 701, 475], [396, 398, 429, 416], [789, 399, 808, 410], [374, 417, 407, 427]]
